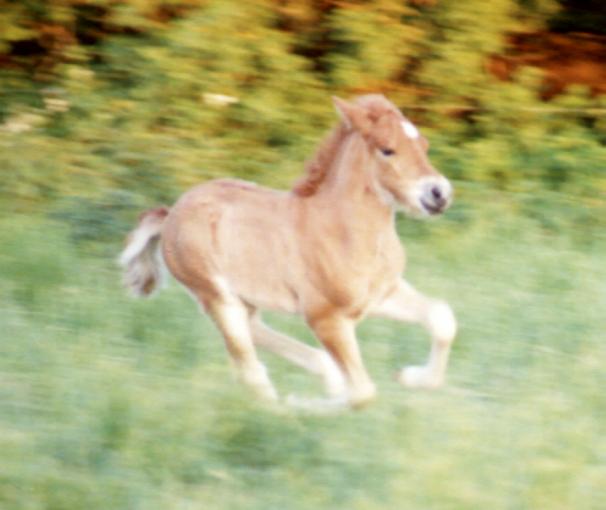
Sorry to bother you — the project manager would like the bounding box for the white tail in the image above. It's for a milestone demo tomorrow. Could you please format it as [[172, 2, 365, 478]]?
[[119, 207, 169, 297]]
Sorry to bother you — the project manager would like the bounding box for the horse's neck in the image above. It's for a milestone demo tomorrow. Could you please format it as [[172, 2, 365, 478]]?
[[315, 132, 391, 219]]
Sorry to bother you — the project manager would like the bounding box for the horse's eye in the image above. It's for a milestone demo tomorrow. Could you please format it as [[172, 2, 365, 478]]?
[[381, 148, 395, 157]]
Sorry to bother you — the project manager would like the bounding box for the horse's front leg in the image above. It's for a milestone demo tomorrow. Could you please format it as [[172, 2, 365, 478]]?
[[372, 280, 457, 388], [307, 313, 376, 408]]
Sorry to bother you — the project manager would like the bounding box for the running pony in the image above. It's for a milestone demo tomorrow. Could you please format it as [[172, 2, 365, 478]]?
[[119, 94, 457, 409]]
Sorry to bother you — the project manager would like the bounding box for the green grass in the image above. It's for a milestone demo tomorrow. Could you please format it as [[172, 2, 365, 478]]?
[[1, 193, 605, 510]]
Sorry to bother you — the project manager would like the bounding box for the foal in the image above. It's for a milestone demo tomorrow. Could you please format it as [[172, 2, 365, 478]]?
[[120, 94, 457, 409]]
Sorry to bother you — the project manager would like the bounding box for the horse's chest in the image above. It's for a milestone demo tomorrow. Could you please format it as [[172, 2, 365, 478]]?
[[365, 237, 404, 297], [322, 234, 404, 314]]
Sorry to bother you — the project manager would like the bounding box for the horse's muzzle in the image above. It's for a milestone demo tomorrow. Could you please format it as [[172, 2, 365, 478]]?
[[419, 177, 452, 215]]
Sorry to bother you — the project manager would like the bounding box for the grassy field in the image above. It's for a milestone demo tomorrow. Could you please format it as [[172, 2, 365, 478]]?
[[0, 187, 604, 510]]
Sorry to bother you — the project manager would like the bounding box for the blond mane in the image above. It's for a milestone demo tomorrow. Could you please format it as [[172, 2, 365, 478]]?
[[292, 123, 348, 197], [292, 94, 401, 197]]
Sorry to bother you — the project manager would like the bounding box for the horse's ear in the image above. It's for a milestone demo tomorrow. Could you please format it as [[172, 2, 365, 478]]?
[[332, 96, 371, 132]]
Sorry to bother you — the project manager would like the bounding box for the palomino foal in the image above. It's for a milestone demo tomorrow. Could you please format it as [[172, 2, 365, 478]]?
[[120, 94, 456, 409]]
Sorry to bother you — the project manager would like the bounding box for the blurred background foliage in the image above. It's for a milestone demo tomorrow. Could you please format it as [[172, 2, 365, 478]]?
[[0, 0, 604, 244]]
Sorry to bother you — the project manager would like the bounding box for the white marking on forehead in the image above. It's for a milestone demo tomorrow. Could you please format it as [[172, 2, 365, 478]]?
[[401, 120, 419, 139]]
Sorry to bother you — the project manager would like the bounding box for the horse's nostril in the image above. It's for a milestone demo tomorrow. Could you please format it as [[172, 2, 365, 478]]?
[[431, 186, 442, 200]]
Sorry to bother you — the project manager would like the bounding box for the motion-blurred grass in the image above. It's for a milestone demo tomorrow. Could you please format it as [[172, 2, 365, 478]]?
[[1, 186, 604, 510]]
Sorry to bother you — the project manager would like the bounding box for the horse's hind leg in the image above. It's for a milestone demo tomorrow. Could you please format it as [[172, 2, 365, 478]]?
[[249, 314, 346, 397], [372, 279, 457, 388], [204, 295, 278, 401]]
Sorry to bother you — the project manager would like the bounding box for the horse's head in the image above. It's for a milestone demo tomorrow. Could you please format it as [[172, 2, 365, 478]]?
[[333, 94, 452, 217]]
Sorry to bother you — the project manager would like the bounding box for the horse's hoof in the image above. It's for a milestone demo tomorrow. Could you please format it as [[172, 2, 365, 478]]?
[[398, 366, 443, 389]]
